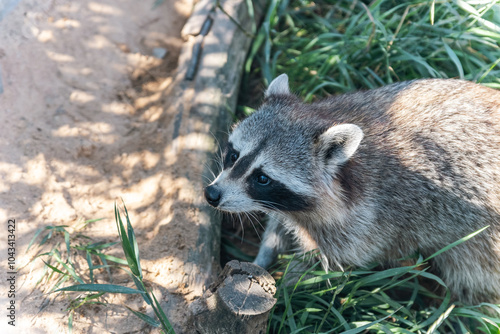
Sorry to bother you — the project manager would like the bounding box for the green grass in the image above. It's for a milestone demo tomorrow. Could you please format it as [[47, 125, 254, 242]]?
[[27, 203, 175, 333], [270, 256, 500, 333], [245, 0, 500, 101], [267, 228, 500, 333]]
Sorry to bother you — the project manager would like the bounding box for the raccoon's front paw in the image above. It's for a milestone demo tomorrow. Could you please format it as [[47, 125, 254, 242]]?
[[253, 247, 277, 269]]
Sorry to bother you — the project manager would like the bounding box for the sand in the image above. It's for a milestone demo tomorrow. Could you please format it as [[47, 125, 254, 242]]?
[[0, 0, 205, 332]]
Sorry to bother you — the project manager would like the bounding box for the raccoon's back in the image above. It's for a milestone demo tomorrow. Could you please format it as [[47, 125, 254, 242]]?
[[320, 79, 500, 134], [325, 79, 500, 238]]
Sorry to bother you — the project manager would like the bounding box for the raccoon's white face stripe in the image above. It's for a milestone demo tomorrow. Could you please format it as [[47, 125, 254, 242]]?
[[210, 171, 257, 212], [226, 140, 267, 180], [228, 129, 316, 193], [250, 151, 316, 197]]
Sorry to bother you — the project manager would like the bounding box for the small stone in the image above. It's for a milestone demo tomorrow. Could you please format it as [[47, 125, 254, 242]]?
[[152, 47, 168, 59]]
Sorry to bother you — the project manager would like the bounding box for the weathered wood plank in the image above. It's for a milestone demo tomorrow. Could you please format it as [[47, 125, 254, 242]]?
[[160, 0, 269, 330]]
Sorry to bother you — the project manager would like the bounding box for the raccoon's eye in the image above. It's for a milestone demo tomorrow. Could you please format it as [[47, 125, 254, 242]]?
[[257, 174, 270, 185], [230, 152, 239, 163]]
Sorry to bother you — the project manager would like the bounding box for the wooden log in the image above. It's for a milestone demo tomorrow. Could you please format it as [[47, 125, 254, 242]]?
[[189, 260, 277, 334], [167, 0, 267, 300], [150, 0, 268, 330]]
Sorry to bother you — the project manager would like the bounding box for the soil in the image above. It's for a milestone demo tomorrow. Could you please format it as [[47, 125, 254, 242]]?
[[0, 0, 197, 332]]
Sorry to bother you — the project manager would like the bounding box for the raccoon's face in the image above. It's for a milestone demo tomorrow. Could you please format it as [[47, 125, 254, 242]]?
[[205, 122, 316, 213], [204, 74, 364, 215]]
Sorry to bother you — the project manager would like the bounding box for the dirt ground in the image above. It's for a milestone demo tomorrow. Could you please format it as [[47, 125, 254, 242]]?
[[0, 0, 203, 332]]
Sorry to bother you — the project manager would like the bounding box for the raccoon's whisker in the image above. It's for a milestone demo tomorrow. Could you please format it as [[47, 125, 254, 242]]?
[[191, 170, 214, 185], [200, 172, 214, 184], [248, 211, 263, 226], [253, 198, 281, 208], [243, 211, 262, 240], [197, 159, 217, 177], [212, 156, 223, 175], [208, 130, 223, 152], [247, 211, 265, 231], [206, 165, 217, 181], [236, 212, 245, 243], [215, 210, 222, 222], [221, 126, 231, 137], [226, 212, 240, 234], [253, 199, 288, 220], [208, 130, 224, 173], [203, 159, 220, 179]]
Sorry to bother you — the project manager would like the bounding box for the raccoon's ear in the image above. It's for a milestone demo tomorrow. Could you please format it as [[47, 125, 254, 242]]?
[[265, 74, 290, 97], [316, 124, 363, 166]]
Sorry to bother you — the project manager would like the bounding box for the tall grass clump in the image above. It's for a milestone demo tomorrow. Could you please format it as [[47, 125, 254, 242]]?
[[270, 255, 500, 333], [29, 203, 175, 333], [55, 202, 175, 333], [268, 229, 500, 333], [246, 0, 500, 100]]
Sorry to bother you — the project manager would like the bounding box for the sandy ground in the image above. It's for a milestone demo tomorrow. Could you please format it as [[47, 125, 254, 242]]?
[[0, 0, 203, 332]]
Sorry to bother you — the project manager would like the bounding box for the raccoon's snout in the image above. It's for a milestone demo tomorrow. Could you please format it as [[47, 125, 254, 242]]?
[[204, 185, 221, 207]]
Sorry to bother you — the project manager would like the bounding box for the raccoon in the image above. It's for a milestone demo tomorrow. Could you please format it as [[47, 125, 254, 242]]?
[[204, 74, 500, 305]]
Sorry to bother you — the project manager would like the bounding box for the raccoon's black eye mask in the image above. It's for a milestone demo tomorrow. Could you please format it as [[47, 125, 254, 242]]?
[[246, 168, 313, 211], [223, 142, 239, 169]]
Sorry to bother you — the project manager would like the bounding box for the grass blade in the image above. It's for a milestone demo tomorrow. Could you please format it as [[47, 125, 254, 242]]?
[[27, 227, 45, 251], [125, 306, 161, 328], [114, 202, 141, 277], [425, 225, 489, 261], [151, 290, 176, 333], [442, 39, 464, 79], [56, 283, 145, 294], [123, 202, 142, 276]]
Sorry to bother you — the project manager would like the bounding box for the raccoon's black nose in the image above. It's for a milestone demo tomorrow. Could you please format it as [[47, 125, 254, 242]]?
[[204, 185, 221, 207]]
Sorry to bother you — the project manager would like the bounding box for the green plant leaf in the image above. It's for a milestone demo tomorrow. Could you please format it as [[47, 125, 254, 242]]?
[[56, 284, 145, 294], [425, 225, 489, 261], [151, 290, 176, 333], [114, 202, 141, 277], [442, 40, 464, 79], [125, 306, 161, 328]]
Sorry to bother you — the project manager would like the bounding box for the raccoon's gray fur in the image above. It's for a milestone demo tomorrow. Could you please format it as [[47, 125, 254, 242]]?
[[205, 74, 500, 305]]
